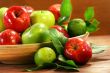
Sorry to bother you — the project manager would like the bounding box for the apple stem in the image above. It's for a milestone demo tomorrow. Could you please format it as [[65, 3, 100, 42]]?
[[70, 43, 78, 50], [74, 45, 78, 50], [14, 11, 22, 18]]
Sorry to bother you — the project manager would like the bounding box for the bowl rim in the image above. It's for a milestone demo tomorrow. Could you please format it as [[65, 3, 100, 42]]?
[[0, 42, 52, 49]]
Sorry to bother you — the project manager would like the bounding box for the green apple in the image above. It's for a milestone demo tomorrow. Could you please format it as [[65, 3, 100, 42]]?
[[34, 47, 56, 66], [0, 7, 8, 32], [68, 18, 87, 37], [30, 10, 55, 28], [22, 23, 51, 44]]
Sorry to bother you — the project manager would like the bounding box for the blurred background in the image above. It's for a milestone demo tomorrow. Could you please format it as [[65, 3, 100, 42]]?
[[0, 0, 110, 35]]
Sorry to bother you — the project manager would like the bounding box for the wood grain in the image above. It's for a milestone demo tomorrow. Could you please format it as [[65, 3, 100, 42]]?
[[0, 0, 110, 35], [0, 35, 110, 73], [0, 42, 52, 64]]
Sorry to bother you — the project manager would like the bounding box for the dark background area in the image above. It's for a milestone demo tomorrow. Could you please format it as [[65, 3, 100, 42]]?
[[0, 0, 110, 35]]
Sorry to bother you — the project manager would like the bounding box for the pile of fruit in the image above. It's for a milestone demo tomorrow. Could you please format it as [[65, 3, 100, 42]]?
[[0, 0, 101, 72]]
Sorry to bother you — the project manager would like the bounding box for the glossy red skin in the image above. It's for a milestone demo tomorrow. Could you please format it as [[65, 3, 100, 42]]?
[[49, 4, 61, 21], [0, 29, 21, 45], [64, 37, 92, 65], [3, 6, 30, 32], [23, 6, 34, 15], [51, 25, 69, 38]]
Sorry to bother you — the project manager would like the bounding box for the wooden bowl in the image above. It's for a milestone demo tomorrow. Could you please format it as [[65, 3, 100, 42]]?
[[0, 32, 89, 65], [0, 42, 52, 64]]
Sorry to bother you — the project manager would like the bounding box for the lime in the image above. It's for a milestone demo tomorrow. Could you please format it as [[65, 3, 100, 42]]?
[[34, 47, 56, 66], [68, 18, 87, 37]]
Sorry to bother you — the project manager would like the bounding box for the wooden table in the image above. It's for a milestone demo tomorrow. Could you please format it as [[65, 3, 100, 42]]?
[[0, 35, 110, 73]]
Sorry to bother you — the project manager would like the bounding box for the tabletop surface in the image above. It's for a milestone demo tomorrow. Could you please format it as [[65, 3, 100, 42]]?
[[0, 35, 110, 73]]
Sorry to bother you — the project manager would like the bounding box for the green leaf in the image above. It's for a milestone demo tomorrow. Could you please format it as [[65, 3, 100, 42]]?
[[57, 31, 68, 46], [87, 25, 99, 33], [85, 21, 91, 27], [86, 18, 100, 32], [24, 63, 56, 72], [49, 29, 64, 54], [91, 43, 110, 54], [91, 18, 100, 27], [24, 62, 78, 72], [57, 16, 69, 25], [58, 55, 78, 68], [84, 7, 94, 21], [60, 0, 72, 17], [55, 63, 79, 71]]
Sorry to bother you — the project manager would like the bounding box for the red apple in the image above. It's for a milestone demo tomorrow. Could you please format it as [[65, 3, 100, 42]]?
[[3, 6, 30, 32], [23, 6, 34, 15], [64, 37, 92, 65], [49, 4, 61, 21], [51, 25, 69, 37], [0, 29, 21, 45]]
